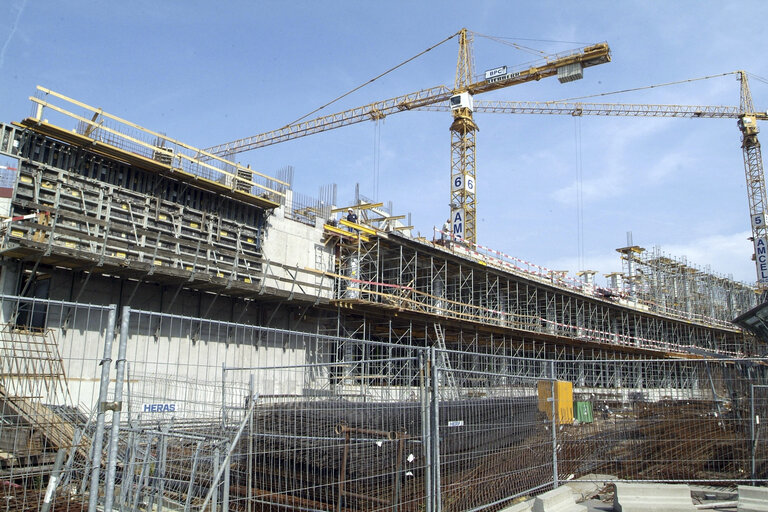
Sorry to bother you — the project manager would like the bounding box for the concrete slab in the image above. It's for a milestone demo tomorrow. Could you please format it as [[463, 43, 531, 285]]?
[[738, 486, 768, 512], [613, 483, 696, 512], [565, 474, 617, 502], [532, 486, 587, 512], [499, 498, 533, 512], [690, 485, 738, 503], [583, 497, 617, 512]]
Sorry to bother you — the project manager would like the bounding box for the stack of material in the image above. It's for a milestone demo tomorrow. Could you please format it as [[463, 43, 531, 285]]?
[[232, 396, 544, 511], [560, 400, 751, 482]]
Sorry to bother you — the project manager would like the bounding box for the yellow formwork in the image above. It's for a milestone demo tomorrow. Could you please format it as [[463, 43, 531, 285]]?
[[537, 380, 574, 424]]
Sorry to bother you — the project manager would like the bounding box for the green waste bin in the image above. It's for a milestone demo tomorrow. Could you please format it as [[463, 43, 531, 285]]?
[[574, 401, 593, 423]]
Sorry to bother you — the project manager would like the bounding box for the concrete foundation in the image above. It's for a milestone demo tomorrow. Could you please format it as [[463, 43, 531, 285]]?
[[532, 486, 587, 512], [565, 474, 616, 502], [500, 498, 534, 512], [613, 483, 695, 512], [738, 486, 768, 512]]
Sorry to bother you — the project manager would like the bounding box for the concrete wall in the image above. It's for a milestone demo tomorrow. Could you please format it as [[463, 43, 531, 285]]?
[[0, 257, 336, 421], [0, 288, 332, 420], [261, 203, 335, 301]]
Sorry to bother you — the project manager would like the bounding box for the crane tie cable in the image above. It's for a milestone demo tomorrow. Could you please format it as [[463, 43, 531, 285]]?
[[473, 32, 550, 57], [748, 72, 768, 87], [282, 30, 460, 128], [551, 72, 738, 103]]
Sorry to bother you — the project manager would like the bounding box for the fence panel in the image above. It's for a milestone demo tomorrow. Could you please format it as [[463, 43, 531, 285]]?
[[753, 384, 768, 479], [0, 294, 114, 512], [434, 351, 556, 512], [557, 358, 759, 483], [224, 355, 429, 512]]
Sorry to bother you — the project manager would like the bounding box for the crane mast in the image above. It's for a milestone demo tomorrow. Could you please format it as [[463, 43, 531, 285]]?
[[449, 28, 479, 243], [738, 71, 768, 293], [438, 76, 768, 291], [446, 33, 610, 244]]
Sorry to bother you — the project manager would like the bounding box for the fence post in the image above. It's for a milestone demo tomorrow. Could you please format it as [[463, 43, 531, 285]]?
[[420, 351, 432, 512], [550, 360, 559, 489], [104, 305, 130, 512], [184, 441, 202, 512], [430, 346, 442, 512], [200, 398, 257, 511], [155, 427, 168, 512], [248, 374, 254, 512], [212, 446, 220, 512], [118, 429, 137, 508], [752, 384, 764, 481], [223, 441, 231, 512], [41, 448, 67, 512], [222, 363, 227, 428], [87, 304, 117, 512]]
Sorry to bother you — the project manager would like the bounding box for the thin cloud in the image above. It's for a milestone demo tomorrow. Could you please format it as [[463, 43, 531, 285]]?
[[0, 0, 27, 71], [548, 117, 679, 206]]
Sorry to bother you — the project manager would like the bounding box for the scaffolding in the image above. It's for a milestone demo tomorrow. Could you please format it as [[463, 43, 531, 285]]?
[[620, 245, 755, 321], [1, 93, 759, 362], [326, 232, 755, 358], [0, 122, 332, 304]]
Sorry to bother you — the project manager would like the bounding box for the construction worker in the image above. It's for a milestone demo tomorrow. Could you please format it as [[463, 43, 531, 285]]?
[[346, 208, 358, 224], [441, 219, 451, 243]]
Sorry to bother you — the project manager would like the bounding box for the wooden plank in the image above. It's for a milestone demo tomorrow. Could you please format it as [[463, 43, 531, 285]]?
[[331, 202, 384, 213], [338, 219, 376, 235], [324, 223, 370, 242]]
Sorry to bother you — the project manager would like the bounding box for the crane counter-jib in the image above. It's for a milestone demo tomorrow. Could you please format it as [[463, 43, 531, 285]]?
[[463, 42, 611, 96]]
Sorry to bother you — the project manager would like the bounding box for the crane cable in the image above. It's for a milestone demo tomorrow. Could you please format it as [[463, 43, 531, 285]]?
[[472, 32, 549, 58], [373, 118, 381, 201], [552, 72, 739, 103], [282, 31, 460, 128], [575, 116, 584, 271], [748, 72, 768, 87]]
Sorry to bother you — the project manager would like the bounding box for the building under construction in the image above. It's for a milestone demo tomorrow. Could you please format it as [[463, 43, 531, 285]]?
[[0, 82, 767, 512]]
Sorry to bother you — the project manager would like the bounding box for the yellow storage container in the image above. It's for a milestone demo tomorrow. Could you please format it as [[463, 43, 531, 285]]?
[[537, 380, 574, 424]]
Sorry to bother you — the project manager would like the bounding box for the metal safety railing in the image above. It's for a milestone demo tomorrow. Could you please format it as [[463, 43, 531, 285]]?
[[24, 86, 288, 204]]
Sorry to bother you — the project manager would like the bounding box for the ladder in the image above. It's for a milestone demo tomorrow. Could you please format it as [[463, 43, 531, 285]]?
[[433, 323, 459, 399], [0, 325, 89, 458]]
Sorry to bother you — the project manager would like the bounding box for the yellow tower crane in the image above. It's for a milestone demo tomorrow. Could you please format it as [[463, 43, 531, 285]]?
[[430, 71, 768, 291], [201, 29, 611, 244]]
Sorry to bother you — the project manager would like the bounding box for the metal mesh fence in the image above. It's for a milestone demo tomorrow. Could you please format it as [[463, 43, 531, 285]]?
[[555, 358, 756, 484], [433, 365, 552, 511], [0, 294, 766, 512], [0, 295, 113, 512], [223, 359, 428, 511], [752, 384, 768, 479]]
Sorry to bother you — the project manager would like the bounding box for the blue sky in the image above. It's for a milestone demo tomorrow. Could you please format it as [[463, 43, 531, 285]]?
[[1, 1, 767, 285]]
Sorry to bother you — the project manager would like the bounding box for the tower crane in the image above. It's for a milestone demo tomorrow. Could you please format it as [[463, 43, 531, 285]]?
[[201, 29, 611, 244], [421, 71, 768, 291]]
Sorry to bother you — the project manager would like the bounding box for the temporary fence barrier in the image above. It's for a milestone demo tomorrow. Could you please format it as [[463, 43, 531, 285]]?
[[0, 294, 766, 512]]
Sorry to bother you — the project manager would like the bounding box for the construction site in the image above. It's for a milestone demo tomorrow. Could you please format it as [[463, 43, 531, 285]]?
[[0, 27, 767, 512]]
